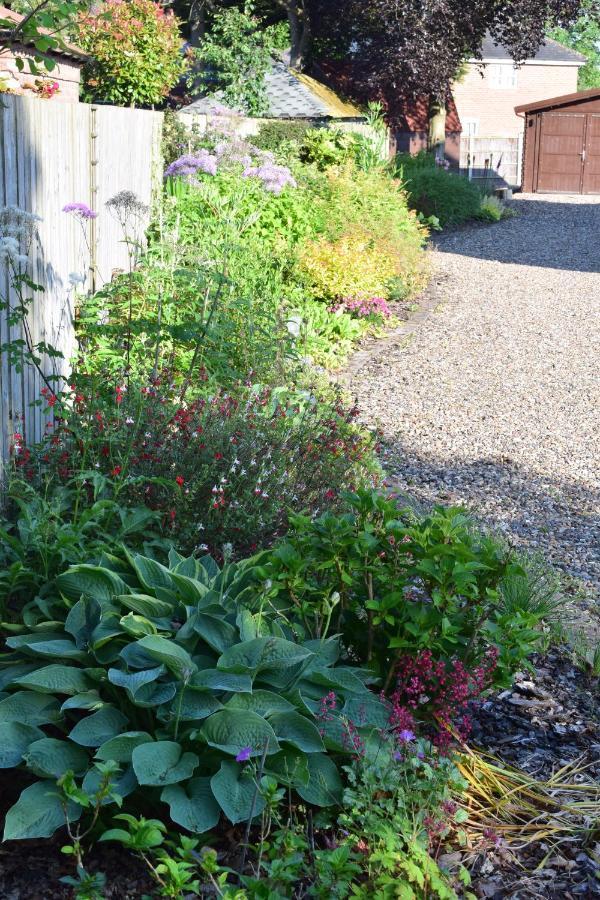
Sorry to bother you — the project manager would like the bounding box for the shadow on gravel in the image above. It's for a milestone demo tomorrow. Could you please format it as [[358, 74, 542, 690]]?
[[433, 196, 600, 274], [382, 443, 600, 590]]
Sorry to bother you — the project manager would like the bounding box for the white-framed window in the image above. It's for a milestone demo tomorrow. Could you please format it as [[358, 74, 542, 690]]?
[[489, 63, 518, 89], [462, 119, 480, 136]]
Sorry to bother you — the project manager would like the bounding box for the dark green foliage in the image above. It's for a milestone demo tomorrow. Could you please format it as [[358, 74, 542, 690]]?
[[0, 549, 385, 841], [253, 120, 315, 155], [257, 490, 552, 688], [402, 167, 483, 229]]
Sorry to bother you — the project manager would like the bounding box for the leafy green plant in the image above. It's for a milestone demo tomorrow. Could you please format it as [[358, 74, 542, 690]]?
[[191, 4, 273, 115], [254, 121, 314, 156], [257, 490, 549, 688], [0, 549, 386, 841], [78, 0, 186, 107], [299, 128, 358, 170], [402, 166, 482, 229], [476, 194, 511, 223]]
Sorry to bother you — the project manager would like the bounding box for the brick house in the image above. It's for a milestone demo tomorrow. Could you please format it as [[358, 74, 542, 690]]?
[[0, 6, 86, 102], [453, 33, 586, 140]]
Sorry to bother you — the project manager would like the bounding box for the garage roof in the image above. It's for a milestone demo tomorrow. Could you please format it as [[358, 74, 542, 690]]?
[[515, 87, 600, 114]]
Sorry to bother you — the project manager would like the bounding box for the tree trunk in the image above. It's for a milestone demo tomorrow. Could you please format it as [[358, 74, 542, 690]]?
[[188, 0, 206, 47], [428, 96, 447, 160], [287, 0, 310, 70]]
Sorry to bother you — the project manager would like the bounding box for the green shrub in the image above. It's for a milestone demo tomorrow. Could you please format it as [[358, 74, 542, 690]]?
[[403, 167, 482, 228], [78, 0, 186, 108], [254, 121, 315, 156], [0, 550, 386, 841], [257, 490, 550, 689]]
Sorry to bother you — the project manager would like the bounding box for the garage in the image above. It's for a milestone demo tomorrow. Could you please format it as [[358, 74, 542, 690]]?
[[516, 88, 600, 194]]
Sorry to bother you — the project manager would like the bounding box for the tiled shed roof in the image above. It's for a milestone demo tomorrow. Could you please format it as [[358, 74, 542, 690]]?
[[478, 33, 586, 65], [183, 60, 364, 119]]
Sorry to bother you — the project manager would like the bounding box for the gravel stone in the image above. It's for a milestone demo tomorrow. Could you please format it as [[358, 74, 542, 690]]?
[[345, 194, 600, 608]]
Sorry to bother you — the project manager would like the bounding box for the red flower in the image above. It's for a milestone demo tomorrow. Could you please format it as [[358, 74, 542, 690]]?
[[175, 475, 185, 487], [110, 465, 122, 477]]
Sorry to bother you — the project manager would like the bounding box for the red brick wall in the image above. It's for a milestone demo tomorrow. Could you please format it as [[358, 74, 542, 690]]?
[[0, 46, 82, 102], [453, 62, 580, 139]]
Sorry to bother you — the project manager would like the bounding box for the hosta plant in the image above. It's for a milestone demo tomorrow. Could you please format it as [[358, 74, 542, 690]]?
[[0, 549, 386, 841]]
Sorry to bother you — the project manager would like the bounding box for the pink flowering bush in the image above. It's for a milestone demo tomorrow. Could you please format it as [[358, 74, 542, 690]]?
[[329, 296, 392, 320]]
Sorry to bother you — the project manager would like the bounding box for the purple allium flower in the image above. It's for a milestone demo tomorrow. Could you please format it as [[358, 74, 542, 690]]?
[[235, 746, 253, 762], [398, 728, 415, 743], [164, 151, 218, 179], [63, 202, 98, 220], [243, 162, 297, 195]]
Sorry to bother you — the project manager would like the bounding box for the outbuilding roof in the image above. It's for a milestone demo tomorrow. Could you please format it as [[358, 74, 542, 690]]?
[[183, 60, 364, 119], [515, 86, 600, 114], [478, 33, 586, 65], [0, 5, 87, 60]]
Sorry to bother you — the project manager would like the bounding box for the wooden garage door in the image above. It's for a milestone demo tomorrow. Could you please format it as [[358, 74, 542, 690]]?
[[582, 114, 600, 193], [537, 113, 586, 192]]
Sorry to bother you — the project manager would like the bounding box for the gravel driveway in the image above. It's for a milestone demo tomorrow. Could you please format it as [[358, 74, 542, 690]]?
[[346, 194, 600, 608]]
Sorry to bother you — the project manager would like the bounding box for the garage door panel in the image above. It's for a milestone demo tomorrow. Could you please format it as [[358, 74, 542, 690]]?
[[539, 135, 584, 156], [583, 115, 600, 192], [537, 113, 585, 192], [541, 114, 585, 136]]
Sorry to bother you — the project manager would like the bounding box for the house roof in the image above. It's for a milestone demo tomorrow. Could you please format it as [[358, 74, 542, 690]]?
[[515, 86, 600, 114], [183, 60, 365, 119], [0, 5, 87, 61], [477, 32, 586, 65]]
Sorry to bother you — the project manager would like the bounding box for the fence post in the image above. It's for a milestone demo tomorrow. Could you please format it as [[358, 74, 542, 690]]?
[[89, 106, 99, 293], [468, 135, 475, 180], [516, 132, 524, 189]]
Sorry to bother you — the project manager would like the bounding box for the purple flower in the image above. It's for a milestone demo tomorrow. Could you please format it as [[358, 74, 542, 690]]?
[[242, 162, 297, 195], [398, 729, 415, 743], [63, 202, 97, 220], [235, 746, 253, 762], [164, 151, 218, 179], [393, 750, 404, 761]]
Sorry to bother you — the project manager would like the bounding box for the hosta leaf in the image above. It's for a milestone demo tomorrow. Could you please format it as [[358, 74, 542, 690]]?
[[342, 695, 390, 729], [119, 613, 157, 638], [265, 749, 310, 787], [0, 662, 38, 691], [108, 664, 165, 698], [116, 593, 175, 619], [225, 690, 295, 716], [126, 554, 174, 594], [158, 688, 222, 724], [65, 597, 102, 649], [161, 777, 220, 833], [267, 712, 324, 753], [83, 764, 137, 803], [217, 638, 313, 675], [13, 664, 93, 696], [132, 741, 199, 786], [0, 691, 61, 726], [305, 667, 368, 695], [302, 637, 341, 668], [210, 760, 266, 825], [24, 738, 89, 778], [3, 780, 82, 841], [200, 709, 280, 757], [95, 731, 153, 763], [61, 691, 106, 712], [136, 636, 197, 680], [190, 670, 252, 694], [193, 614, 237, 654], [57, 565, 128, 604], [169, 572, 210, 603], [0, 722, 44, 768], [297, 754, 343, 807], [6, 633, 87, 661], [69, 706, 129, 748]]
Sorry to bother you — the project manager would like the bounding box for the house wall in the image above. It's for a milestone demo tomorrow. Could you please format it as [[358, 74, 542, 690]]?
[[0, 45, 82, 102], [453, 62, 581, 139]]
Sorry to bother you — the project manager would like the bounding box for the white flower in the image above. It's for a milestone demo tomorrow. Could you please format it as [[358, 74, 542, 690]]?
[[125, 417, 134, 425], [198, 543, 208, 551], [198, 523, 205, 531]]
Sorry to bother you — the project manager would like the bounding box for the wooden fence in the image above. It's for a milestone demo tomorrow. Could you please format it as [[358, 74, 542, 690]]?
[[0, 95, 162, 472]]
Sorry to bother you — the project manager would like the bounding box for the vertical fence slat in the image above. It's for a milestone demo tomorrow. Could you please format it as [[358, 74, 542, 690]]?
[[0, 95, 162, 470]]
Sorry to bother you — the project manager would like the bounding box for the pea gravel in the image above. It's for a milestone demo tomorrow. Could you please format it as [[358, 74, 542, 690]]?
[[344, 194, 600, 609]]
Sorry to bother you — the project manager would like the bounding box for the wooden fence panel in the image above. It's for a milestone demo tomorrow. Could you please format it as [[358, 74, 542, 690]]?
[[0, 95, 162, 475]]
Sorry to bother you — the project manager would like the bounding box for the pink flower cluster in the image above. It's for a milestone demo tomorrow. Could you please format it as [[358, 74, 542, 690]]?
[[330, 296, 391, 319], [390, 647, 499, 750]]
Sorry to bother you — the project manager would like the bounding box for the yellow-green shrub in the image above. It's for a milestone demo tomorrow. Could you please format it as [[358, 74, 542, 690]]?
[[300, 228, 398, 301]]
